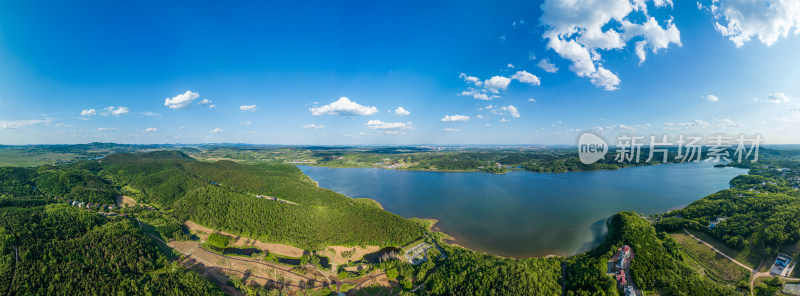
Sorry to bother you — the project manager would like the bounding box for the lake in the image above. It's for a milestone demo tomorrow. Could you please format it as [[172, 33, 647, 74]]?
[[298, 162, 747, 258]]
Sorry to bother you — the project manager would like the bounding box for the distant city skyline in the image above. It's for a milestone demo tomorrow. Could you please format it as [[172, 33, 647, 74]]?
[[1, 0, 799, 145]]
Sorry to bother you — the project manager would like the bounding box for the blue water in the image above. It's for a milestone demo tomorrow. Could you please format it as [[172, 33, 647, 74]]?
[[299, 162, 747, 258]]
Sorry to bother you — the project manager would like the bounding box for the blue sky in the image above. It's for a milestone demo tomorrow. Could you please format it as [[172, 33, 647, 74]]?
[[1, 0, 799, 145]]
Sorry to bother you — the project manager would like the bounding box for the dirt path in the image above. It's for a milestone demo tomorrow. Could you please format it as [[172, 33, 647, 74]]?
[[140, 219, 386, 294], [682, 229, 759, 295], [682, 229, 800, 295], [184, 221, 306, 258], [6, 244, 18, 295], [349, 271, 387, 290], [683, 229, 753, 271]]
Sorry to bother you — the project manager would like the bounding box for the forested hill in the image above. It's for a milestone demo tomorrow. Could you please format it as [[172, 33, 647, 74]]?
[[101, 151, 424, 249], [565, 212, 737, 296], [0, 194, 222, 295]]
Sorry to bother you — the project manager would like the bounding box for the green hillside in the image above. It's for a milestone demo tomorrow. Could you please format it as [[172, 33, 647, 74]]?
[[100, 151, 424, 249], [0, 195, 222, 295]]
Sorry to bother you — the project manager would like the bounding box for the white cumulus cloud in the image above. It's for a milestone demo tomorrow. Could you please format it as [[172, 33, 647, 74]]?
[[537, 59, 559, 73], [240, 105, 258, 112], [364, 120, 413, 134], [441, 115, 471, 122], [590, 67, 622, 91], [459, 73, 483, 86], [492, 105, 521, 118], [702, 94, 720, 102], [96, 127, 117, 132], [0, 119, 52, 129], [198, 99, 212, 105], [81, 109, 97, 116], [103, 106, 129, 116], [484, 76, 512, 93], [165, 91, 200, 109], [394, 107, 411, 116], [211, 127, 224, 133], [144, 127, 158, 132], [710, 0, 800, 47], [310, 97, 379, 116], [765, 93, 792, 103], [302, 124, 325, 129], [365, 120, 413, 130], [511, 71, 541, 86], [441, 128, 460, 132], [459, 89, 494, 100], [540, 0, 681, 90]]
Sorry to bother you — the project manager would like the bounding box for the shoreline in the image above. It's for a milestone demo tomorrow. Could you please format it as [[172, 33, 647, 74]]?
[[298, 162, 744, 261], [296, 161, 713, 175], [424, 218, 520, 259]]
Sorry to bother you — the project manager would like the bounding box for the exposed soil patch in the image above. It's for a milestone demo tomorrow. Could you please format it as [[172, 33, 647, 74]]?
[[326, 245, 380, 265], [184, 220, 305, 257], [116, 195, 138, 207]]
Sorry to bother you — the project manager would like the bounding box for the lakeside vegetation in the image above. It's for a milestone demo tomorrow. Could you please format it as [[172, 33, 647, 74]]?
[[656, 154, 800, 265], [191, 145, 689, 174], [3, 143, 800, 295]]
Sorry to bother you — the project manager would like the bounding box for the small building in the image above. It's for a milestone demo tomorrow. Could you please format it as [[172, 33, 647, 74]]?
[[620, 245, 631, 259], [624, 286, 636, 296], [770, 253, 793, 276], [709, 217, 727, 229], [776, 254, 792, 268], [615, 270, 627, 286]]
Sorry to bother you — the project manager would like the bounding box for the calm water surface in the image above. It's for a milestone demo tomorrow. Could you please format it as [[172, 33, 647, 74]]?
[[298, 162, 747, 258]]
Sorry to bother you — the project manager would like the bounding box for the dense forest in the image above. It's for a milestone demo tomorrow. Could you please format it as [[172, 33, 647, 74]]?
[[565, 212, 738, 296], [421, 247, 563, 295], [100, 151, 424, 249], [0, 191, 222, 295], [657, 158, 800, 255]]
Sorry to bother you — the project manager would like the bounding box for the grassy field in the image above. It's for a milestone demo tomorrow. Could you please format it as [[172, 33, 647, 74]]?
[[670, 232, 750, 284], [684, 229, 765, 269], [0, 149, 81, 167]]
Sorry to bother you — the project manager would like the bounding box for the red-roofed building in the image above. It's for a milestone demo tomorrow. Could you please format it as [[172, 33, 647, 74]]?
[[620, 245, 631, 259], [616, 270, 627, 286]]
